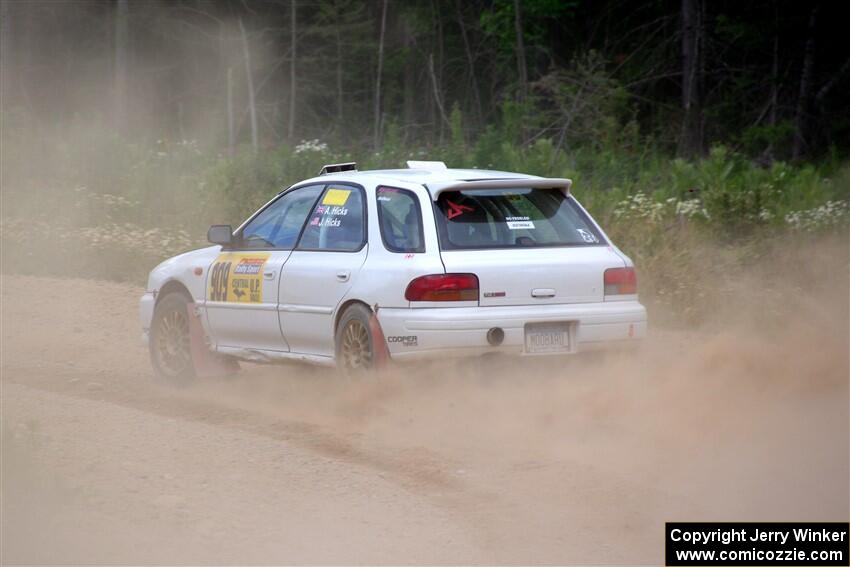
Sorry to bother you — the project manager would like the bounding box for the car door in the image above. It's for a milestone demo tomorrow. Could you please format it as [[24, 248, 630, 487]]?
[[205, 184, 325, 351], [278, 183, 368, 357]]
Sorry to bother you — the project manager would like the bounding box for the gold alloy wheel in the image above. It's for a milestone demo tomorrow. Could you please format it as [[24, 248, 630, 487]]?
[[341, 319, 372, 370], [154, 309, 191, 376]]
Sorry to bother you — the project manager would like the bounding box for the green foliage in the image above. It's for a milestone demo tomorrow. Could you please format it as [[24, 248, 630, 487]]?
[[2, 123, 847, 292], [739, 121, 795, 156], [480, 0, 577, 60], [532, 51, 633, 152]]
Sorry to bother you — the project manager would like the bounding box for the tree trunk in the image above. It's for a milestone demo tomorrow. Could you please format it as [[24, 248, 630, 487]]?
[[288, 0, 297, 141], [402, 19, 416, 136], [227, 66, 235, 155], [373, 0, 388, 148], [792, 4, 819, 161], [679, 0, 704, 157], [513, 0, 528, 101], [238, 17, 258, 152], [456, 0, 482, 126], [769, 6, 779, 129], [0, 0, 13, 106], [428, 53, 451, 129], [434, 0, 445, 143], [114, 0, 129, 134], [815, 56, 850, 108], [335, 2, 344, 124]]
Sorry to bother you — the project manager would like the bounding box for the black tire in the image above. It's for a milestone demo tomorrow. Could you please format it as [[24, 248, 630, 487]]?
[[335, 304, 375, 376], [149, 292, 196, 385]]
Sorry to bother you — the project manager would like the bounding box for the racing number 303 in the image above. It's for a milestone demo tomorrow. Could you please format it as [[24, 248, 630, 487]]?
[[209, 261, 232, 301]]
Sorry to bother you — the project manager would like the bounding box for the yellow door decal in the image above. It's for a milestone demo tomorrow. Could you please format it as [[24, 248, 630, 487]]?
[[208, 252, 271, 303]]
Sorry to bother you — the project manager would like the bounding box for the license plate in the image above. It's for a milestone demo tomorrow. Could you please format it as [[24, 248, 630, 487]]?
[[524, 323, 572, 354]]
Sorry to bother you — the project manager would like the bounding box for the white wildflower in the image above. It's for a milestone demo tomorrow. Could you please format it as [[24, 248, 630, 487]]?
[[294, 139, 329, 154]]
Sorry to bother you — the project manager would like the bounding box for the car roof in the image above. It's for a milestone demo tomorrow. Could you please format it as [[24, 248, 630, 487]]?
[[297, 167, 542, 188]]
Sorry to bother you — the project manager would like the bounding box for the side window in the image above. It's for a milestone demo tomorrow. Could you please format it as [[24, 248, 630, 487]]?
[[376, 186, 424, 253], [239, 185, 324, 249], [297, 185, 365, 251]]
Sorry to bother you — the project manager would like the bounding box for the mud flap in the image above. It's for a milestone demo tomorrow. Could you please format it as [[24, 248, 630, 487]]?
[[368, 309, 391, 370], [186, 303, 239, 378]]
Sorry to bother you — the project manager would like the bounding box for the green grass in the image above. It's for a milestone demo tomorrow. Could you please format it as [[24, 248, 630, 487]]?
[[2, 132, 848, 325]]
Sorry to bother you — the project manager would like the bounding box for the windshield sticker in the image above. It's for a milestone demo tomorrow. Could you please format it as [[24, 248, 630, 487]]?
[[576, 228, 599, 243], [208, 252, 270, 303], [310, 204, 348, 228], [322, 188, 351, 206], [445, 199, 475, 220], [310, 215, 341, 227], [377, 196, 391, 202], [315, 205, 348, 216], [506, 216, 535, 230]]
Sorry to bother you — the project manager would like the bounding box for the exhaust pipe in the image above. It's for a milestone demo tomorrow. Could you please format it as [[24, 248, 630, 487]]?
[[486, 327, 504, 346]]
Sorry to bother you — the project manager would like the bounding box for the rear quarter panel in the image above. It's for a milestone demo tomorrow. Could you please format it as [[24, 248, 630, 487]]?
[[344, 180, 445, 310]]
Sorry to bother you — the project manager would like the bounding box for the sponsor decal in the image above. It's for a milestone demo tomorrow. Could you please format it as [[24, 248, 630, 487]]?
[[377, 187, 399, 201], [322, 188, 351, 206], [445, 199, 475, 220], [506, 215, 535, 230], [387, 335, 418, 347], [576, 228, 598, 243], [208, 252, 270, 303]]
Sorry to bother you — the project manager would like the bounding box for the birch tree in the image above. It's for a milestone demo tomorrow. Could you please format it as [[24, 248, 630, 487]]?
[[373, 0, 388, 148]]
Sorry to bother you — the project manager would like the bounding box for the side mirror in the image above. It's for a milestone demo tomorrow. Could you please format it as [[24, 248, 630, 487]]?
[[207, 224, 233, 246]]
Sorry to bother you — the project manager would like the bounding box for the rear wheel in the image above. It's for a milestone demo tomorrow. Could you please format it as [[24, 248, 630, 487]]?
[[335, 304, 375, 376], [149, 292, 195, 385]]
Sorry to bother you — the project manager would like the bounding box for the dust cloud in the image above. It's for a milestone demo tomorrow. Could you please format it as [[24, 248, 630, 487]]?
[[1, 237, 847, 564]]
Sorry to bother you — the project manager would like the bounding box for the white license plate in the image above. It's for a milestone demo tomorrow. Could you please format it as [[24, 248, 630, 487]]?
[[524, 323, 571, 354]]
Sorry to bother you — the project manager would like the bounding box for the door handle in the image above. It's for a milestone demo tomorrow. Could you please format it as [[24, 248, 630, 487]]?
[[531, 288, 556, 298], [264, 271, 276, 280], [336, 270, 350, 282]]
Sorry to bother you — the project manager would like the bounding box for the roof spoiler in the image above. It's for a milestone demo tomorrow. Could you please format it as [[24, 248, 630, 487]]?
[[318, 162, 357, 176], [425, 178, 572, 201]]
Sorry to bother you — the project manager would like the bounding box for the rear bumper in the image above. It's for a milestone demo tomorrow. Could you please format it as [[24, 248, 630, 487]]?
[[376, 300, 647, 361]]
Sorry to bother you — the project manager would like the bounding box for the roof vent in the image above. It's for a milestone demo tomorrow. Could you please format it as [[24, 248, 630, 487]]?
[[406, 160, 447, 170], [318, 162, 357, 176]]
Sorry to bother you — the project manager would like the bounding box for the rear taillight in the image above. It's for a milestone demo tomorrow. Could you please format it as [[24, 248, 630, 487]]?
[[405, 273, 479, 302], [604, 267, 637, 296]]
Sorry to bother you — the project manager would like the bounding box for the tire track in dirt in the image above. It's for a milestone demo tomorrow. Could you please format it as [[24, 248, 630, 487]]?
[[2, 274, 848, 564]]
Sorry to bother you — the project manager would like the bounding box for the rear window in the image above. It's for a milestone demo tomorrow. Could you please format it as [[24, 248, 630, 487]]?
[[377, 186, 424, 253], [434, 188, 604, 250]]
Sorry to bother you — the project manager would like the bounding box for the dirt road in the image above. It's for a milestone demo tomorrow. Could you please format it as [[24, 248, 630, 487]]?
[[2, 275, 847, 564]]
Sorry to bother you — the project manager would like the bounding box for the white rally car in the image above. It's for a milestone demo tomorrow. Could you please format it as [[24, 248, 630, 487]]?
[[140, 161, 646, 381]]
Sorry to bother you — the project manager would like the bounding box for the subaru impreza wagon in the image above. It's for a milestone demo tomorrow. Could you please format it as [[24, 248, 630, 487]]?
[[140, 161, 646, 381]]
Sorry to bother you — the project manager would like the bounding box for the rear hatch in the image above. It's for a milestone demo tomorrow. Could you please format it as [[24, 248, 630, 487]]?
[[432, 184, 626, 307]]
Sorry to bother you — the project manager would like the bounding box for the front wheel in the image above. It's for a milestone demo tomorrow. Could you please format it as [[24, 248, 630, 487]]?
[[149, 292, 196, 385], [335, 304, 375, 376]]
